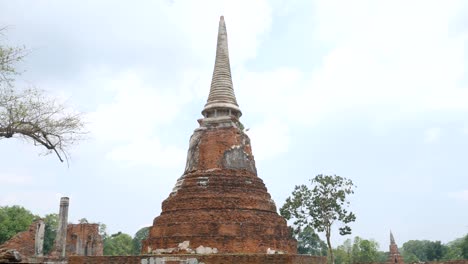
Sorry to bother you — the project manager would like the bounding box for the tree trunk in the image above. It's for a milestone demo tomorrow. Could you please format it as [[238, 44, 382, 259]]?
[[326, 228, 334, 264]]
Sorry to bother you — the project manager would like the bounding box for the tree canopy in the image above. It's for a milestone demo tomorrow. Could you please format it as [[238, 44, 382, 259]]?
[[42, 213, 58, 254], [295, 226, 328, 256], [402, 240, 447, 262], [103, 232, 133, 256], [281, 174, 356, 264], [0, 205, 37, 244], [334, 237, 384, 264], [132, 226, 150, 255]]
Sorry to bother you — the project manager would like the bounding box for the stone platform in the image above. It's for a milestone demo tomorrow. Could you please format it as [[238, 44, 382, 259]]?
[[69, 254, 327, 264]]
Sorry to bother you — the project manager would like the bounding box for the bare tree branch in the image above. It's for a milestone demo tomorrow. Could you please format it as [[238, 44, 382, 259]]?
[[1, 27, 86, 164]]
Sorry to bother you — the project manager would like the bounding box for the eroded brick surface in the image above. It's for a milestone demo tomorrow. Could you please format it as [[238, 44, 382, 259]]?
[[66, 224, 103, 256], [388, 232, 404, 264], [69, 254, 327, 264], [0, 220, 40, 259], [143, 126, 297, 254]]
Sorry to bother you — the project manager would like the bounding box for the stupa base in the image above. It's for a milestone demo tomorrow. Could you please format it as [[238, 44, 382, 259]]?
[[69, 254, 326, 264]]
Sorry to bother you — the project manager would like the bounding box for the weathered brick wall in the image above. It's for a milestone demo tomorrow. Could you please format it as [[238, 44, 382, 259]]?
[[69, 254, 327, 264], [66, 224, 103, 256], [0, 220, 40, 258]]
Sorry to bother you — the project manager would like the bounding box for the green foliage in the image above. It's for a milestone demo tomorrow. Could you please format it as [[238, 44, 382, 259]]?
[[43, 213, 58, 254], [280, 174, 356, 264], [441, 236, 464, 260], [402, 240, 448, 262], [402, 251, 419, 263], [103, 232, 133, 256], [461, 234, 468, 259], [296, 226, 328, 255], [334, 239, 352, 264], [351, 237, 380, 263], [0, 205, 37, 244], [427, 241, 447, 261], [0, 28, 26, 85], [132, 226, 150, 255], [376, 251, 388, 263], [98, 223, 108, 240], [334, 237, 382, 264]]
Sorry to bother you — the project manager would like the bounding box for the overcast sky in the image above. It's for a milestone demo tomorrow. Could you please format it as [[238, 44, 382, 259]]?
[[1, 0, 467, 251]]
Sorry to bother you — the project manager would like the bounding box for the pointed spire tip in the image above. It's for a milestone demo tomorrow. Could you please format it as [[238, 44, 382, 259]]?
[[202, 15, 242, 119]]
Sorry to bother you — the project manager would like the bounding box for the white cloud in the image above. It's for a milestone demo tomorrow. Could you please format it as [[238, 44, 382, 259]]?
[[0, 191, 61, 214], [424, 127, 442, 143], [246, 118, 290, 160], [60, 0, 276, 165], [236, 0, 467, 133], [88, 70, 186, 142], [106, 138, 186, 168], [448, 190, 468, 202], [0, 173, 34, 186]]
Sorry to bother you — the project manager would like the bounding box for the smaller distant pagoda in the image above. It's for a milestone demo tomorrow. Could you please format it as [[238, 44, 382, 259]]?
[[388, 231, 405, 264]]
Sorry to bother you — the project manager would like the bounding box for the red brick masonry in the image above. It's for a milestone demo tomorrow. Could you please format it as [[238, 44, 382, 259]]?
[[69, 254, 327, 264], [143, 126, 297, 254]]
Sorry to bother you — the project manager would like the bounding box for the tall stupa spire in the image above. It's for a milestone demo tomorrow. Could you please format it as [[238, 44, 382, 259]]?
[[202, 16, 242, 119]]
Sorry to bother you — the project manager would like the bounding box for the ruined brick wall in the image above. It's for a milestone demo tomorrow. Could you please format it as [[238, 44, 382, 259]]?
[[0, 220, 42, 258], [66, 224, 103, 256], [69, 254, 327, 264]]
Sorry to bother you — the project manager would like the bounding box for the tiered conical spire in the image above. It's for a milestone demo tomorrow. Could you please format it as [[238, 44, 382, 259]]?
[[390, 231, 396, 244], [202, 16, 242, 118]]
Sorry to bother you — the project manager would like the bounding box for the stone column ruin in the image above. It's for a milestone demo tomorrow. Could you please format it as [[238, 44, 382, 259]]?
[[34, 219, 45, 256], [54, 197, 69, 258]]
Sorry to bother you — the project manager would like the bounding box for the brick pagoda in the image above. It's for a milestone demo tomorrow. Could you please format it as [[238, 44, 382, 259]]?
[[143, 16, 297, 254], [388, 231, 404, 264]]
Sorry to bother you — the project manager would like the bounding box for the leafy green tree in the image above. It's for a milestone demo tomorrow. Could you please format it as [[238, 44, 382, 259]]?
[[351, 236, 380, 263], [402, 240, 448, 262], [98, 223, 108, 240], [426, 240, 447, 261], [280, 174, 356, 264], [296, 226, 328, 256], [443, 236, 463, 260], [461, 234, 468, 259], [334, 239, 352, 264], [0, 205, 37, 244], [132, 226, 150, 255], [402, 251, 419, 263], [376, 251, 388, 263], [43, 213, 58, 254], [402, 240, 428, 262], [103, 232, 133, 256], [0, 27, 85, 163]]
